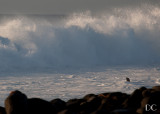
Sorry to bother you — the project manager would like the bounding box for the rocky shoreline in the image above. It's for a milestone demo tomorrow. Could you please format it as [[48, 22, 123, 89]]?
[[0, 86, 160, 114]]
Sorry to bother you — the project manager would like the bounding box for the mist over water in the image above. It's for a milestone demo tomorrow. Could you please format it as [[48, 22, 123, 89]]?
[[0, 5, 160, 72]]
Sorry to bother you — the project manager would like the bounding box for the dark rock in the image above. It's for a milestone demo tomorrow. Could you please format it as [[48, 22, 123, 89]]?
[[137, 91, 160, 114], [92, 92, 129, 114], [91, 98, 111, 114], [100, 92, 129, 108], [0, 106, 6, 114], [139, 87, 147, 92], [66, 98, 84, 112], [83, 94, 96, 101], [111, 109, 136, 114], [136, 97, 150, 114], [86, 95, 101, 112], [71, 94, 102, 113], [123, 87, 145, 110], [142, 89, 153, 97], [108, 92, 129, 107], [27, 98, 55, 114], [98, 93, 110, 99], [3, 86, 159, 114], [57, 109, 74, 114], [50, 98, 66, 113], [149, 91, 160, 105], [152, 86, 160, 91], [5, 90, 28, 114]]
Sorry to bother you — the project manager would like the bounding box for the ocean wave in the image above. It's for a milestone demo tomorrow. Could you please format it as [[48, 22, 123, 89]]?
[[0, 6, 160, 71]]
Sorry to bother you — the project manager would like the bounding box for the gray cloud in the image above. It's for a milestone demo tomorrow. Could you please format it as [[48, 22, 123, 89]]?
[[0, 0, 159, 14]]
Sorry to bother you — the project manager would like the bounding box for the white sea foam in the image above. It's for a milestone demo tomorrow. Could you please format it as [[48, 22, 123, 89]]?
[[0, 67, 159, 106]]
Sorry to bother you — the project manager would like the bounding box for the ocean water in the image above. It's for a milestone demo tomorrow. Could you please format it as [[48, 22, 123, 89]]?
[[0, 4, 160, 106], [0, 66, 160, 106]]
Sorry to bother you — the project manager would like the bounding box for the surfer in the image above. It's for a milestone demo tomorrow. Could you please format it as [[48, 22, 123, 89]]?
[[126, 77, 130, 82]]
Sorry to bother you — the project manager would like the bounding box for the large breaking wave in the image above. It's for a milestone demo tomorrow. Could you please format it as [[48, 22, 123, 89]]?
[[0, 5, 160, 72]]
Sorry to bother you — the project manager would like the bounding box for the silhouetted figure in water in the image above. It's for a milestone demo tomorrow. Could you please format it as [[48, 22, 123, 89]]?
[[126, 77, 130, 82]]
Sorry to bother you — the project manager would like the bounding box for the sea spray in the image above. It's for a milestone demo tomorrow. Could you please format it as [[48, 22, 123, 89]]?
[[0, 6, 160, 71]]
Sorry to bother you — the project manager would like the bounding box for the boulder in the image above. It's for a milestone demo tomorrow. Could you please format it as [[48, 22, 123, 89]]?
[[5, 90, 28, 114]]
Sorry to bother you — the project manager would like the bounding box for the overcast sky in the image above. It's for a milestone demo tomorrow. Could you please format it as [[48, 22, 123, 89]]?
[[0, 0, 159, 14]]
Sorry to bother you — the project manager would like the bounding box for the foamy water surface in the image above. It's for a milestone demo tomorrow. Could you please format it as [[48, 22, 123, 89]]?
[[0, 66, 159, 106]]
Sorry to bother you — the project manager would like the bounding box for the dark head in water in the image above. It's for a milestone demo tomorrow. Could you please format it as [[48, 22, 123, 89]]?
[[126, 77, 130, 82]]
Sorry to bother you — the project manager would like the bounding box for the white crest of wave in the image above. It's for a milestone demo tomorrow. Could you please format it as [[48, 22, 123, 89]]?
[[65, 6, 160, 36], [0, 17, 56, 56]]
